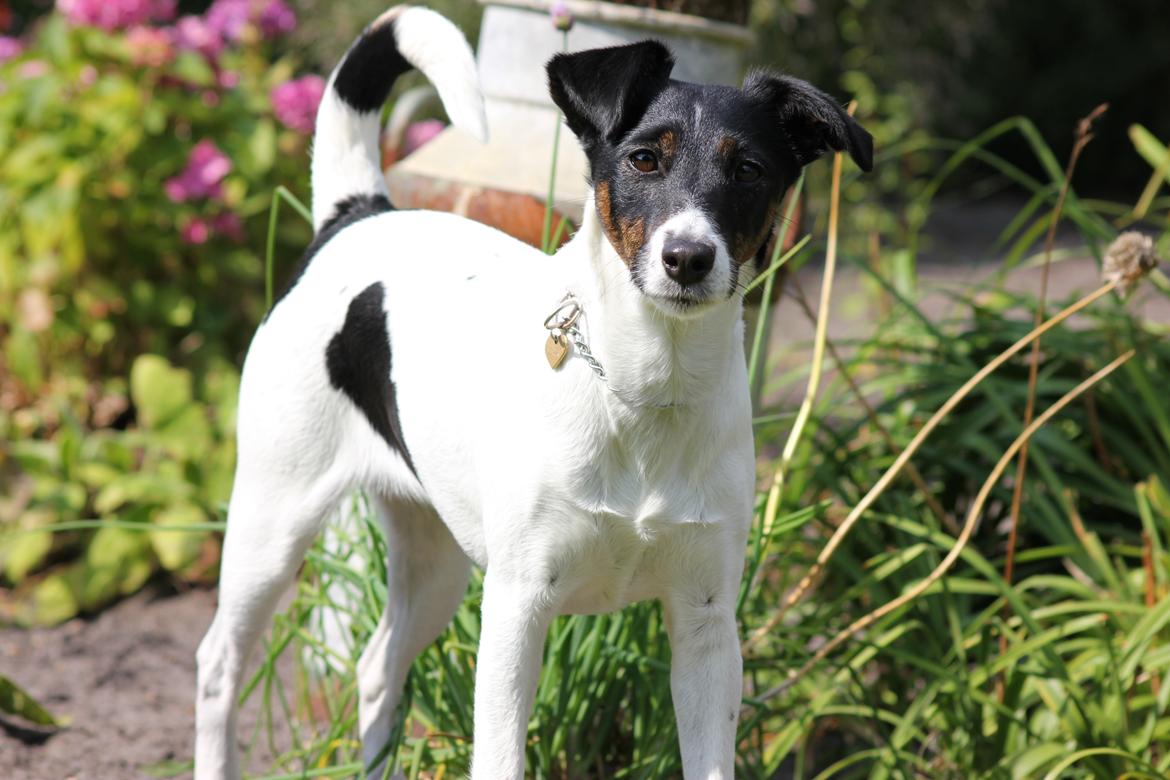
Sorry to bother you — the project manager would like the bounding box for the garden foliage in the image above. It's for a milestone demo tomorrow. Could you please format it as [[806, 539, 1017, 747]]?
[[0, 0, 319, 623]]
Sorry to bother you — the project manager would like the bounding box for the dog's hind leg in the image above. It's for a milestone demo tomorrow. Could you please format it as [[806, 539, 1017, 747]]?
[[194, 463, 340, 780], [357, 495, 470, 779]]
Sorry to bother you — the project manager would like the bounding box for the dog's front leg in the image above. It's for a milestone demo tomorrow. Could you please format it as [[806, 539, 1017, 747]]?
[[470, 570, 553, 779], [661, 527, 745, 779]]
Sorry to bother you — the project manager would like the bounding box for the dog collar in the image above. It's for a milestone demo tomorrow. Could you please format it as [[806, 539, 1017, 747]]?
[[542, 293, 682, 410], [543, 293, 607, 379]]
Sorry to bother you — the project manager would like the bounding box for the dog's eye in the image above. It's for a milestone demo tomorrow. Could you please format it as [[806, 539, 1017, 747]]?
[[734, 161, 762, 183], [628, 150, 659, 174]]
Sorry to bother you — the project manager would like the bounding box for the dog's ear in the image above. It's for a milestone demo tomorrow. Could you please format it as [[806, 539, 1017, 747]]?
[[547, 40, 675, 150], [743, 71, 873, 172]]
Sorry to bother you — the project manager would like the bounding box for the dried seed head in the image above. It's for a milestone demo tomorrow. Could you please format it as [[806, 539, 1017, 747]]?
[[1103, 231, 1159, 295]]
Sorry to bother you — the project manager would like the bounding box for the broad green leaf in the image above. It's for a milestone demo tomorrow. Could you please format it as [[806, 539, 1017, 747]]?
[[0, 674, 61, 728], [1, 530, 52, 583], [130, 354, 193, 430], [149, 503, 208, 572], [27, 574, 78, 626], [1130, 124, 1170, 185], [1010, 742, 1072, 780]]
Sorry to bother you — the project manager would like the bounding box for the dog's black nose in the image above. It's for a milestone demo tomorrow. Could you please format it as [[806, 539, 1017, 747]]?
[[661, 239, 715, 287]]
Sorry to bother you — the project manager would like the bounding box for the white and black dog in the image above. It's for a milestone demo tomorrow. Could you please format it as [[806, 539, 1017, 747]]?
[[194, 6, 871, 778]]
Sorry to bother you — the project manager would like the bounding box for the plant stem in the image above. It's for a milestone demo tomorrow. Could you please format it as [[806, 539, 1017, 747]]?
[[760, 115, 849, 539], [758, 348, 1134, 700], [541, 31, 568, 254], [744, 278, 1120, 650], [746, 174, 807, 397], [999, 104, 1106, 676], [789, 276, 959, 535], [264, 185, 313, 310]]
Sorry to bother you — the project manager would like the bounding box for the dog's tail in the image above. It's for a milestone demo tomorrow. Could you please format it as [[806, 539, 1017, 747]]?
[[310, 5, 487, 232]]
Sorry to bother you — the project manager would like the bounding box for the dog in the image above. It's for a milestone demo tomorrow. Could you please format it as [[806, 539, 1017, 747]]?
[[194, 6, 871, 778]]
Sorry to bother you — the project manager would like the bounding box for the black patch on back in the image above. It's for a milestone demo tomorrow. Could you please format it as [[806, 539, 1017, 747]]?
[[334, 20, 411, 113], [269, 193, 392, 314], [325, 282, 416, 474]]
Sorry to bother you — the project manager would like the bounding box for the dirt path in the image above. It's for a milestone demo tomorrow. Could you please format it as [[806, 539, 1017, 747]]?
[[0, 586, 277, 780]]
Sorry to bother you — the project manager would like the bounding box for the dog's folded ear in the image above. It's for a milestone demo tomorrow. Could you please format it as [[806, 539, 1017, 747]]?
[[547, 40, 675, 150], [743, 71, 874, 172]]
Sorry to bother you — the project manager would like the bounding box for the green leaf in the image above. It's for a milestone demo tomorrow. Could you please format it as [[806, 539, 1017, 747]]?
[[1129, 124, 1170, 185], [246, 119, 277, 176], [27, 574, 78, 626], [0, 674, 61, 728], [94, 471, 194, 515], [149, 503, 208, 572], [1, 530, 53, 583], [153, 405, 213, 460], [78, 526, 154, 610], [170, 50, 215, 87], [130, 354, 193, 430]]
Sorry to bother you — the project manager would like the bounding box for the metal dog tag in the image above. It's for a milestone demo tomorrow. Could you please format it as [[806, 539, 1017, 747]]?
[[545, 331, 569, 369]]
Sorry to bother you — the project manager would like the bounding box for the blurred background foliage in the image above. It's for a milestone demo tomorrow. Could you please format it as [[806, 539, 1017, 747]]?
[[0, 0, 316, 621], [1, 0, 1170, 775]]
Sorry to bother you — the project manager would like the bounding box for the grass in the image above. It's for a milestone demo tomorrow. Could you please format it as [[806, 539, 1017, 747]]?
[[212, 114, 1170, 779]]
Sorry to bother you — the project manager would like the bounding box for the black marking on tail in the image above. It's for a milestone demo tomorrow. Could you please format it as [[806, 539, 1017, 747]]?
[[334, 19, 411, 113], [325, 282, 417, 475], [269, 193, 392, 313]]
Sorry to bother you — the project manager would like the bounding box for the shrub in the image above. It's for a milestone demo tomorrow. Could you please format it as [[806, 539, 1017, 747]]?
[[0, 0, 317, 623]]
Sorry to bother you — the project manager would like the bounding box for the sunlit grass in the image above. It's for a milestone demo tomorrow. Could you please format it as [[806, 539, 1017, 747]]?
[[230, 116, 1170, 779]]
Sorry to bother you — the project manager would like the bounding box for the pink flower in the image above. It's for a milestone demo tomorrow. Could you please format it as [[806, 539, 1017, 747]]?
[[165, 139, 232, 202], [170, 15, 225, 60], [207, 0, 295, 42], [18, 60, 49, 78], [218, 69, 239, 89], [403, 119, 445, 156], [270, 75, 325, 134], [205, 0, 249, 41], [58, 0, 175, 31], [180, 217, 211, 245], [0, 36, 23, 64], [126, 25, 174, 67], [549, 0, 574, 32], [258, 0, 295, 38], [213, 211, 244, 241]]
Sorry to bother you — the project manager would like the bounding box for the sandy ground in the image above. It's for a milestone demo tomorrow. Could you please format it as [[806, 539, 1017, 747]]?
[[1, 586, 213, 778], [1, 200, 1165, 779], [0, 585, 287, 780]]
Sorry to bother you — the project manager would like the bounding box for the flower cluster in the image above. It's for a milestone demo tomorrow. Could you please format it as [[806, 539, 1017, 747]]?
[[165, 140, 231, 202], [42, 0, 310, 245], [207, 0, 295, 42], [169, 15, 222, 60], [125, 25, 173, 68], [270, 75, 325, 134], [57, 0, 176, 31], [0, 35, 23, 63], [163, 140, 243, 245]]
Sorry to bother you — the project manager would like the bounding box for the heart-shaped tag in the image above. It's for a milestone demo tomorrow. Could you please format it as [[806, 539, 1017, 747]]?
[[545, 333, 569, 369]]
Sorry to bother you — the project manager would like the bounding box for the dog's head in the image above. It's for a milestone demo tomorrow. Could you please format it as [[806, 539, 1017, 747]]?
[[548, 41, 872, 317]]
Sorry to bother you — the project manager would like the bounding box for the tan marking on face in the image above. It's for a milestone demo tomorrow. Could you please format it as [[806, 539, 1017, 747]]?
[[596, 179, 616, 235], [716, 136, 738, 159], [595, 179, 644, 266], [617, 216, 646, 264], [733, 201, 779, 266], [658, 130, 679, 161]]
